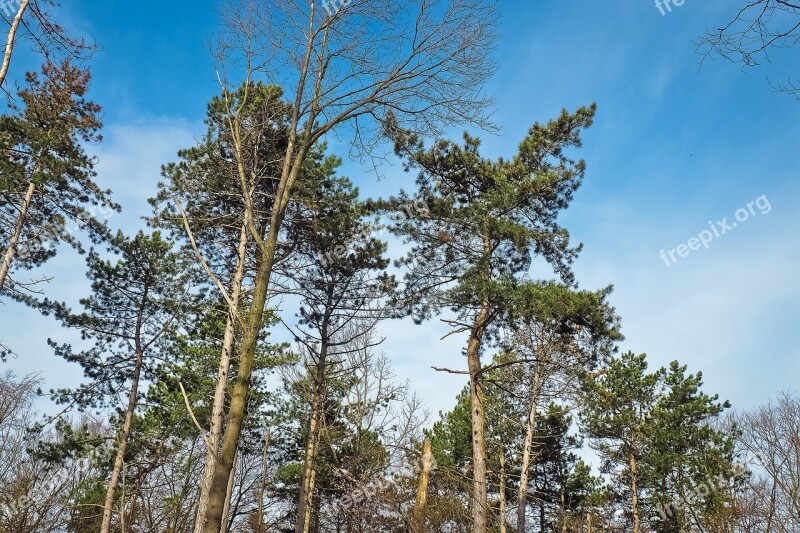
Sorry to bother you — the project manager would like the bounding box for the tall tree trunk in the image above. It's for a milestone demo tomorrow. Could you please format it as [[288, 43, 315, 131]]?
[[201, 214, 274, 532], [516, 365, 541, 533], [296, 393, 322, 533], [499, 451, 507, 533], [296, 300, 331, 533], [0, 181, 35, 292], [412, 439, 433, 533], [194, 224, 248, 533], [467, 302, 490, 533], [468, 231, 494, 533], [256, 429, 270, 533], [0, 0, 30, 88], [100, 347, 145, 533], [629, 453, 640, 533], [201, 175, 291, 531], [203, 6, 326, 527], [201, 77, 316, 528]]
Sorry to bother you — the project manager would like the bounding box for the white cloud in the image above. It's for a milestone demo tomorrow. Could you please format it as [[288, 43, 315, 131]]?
[[0, 117, 199, 411]]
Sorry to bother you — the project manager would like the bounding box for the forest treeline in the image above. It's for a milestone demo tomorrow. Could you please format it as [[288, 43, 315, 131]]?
[[0, 1, 797, 532]]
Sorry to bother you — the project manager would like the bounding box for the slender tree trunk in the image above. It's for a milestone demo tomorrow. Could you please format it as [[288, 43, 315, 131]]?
[[0, 0, 30, 88], [467, 231, 494, 533], [516, 366, 541, 533], [202, 85, 315, 531], [119, 469, 126, 533], [203, 6, 329, 528], [467, 302, 490, 533], [126, 475, 144, 533], [201, 187, 286, 531], [412, 439, 433, 533], [629, 453, 640, 533], [0, 181, 35, 292], [296, 303, 331, 533], [256, 429, 270, 533], [100, 347, 145, 533], [202, 202, 277, 532], [766, 477, 777, 532], [195, 224, 248, 533], [221, 459, 236, 530], [539, 500, 545, 533], [499, 452, 507, 533], [296, 393, 322, 533]]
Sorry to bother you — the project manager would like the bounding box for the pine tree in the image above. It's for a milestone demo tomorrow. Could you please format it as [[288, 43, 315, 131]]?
[[647, 362, 735, 532], [385, 104, 614, 532], [279, 167, 394, 533], [581, 353, 736, 533], [0, 60, 115, 298], [42, 230, 192, 533], [580, 352, 661, 533]]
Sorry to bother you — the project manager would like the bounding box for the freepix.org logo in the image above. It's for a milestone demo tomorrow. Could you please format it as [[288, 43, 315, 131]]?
[[322, 0, 352, 17], [0, 0, 20, 17], [655, 0, 687, 16], [659, 195, 772, 267]]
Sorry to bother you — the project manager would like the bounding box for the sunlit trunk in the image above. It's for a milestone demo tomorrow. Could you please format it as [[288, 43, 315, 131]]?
[[499, 452, 507, 533], [195, 224, 248, 533], [100, 347, 145, 533], [630, 453, 640, 533], [516, 365, 541, 533], [467, 303, 490, 533], [0, 182, 35, 292], [412, 439, 433, 533], [0, 0, 30, 87]]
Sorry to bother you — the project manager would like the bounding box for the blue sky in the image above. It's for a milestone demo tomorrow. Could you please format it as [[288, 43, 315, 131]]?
[[3, 0, 800, 421]]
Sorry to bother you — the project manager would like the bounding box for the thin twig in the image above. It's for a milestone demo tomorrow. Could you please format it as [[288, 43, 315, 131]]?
[[179, 381, 213, 451]]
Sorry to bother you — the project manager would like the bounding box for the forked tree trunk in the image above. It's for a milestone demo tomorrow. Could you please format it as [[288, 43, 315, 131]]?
[[412, 439, 433, 533], [516, 365, 541, 533], [100, 347, 145, 533], [0, 182, 35, 292], [0, 0, 30, 88], [202, 70, 314, 533], [194, 224, 248, 533], [201, 167, 292, 531], [198, 0, 494, 522]]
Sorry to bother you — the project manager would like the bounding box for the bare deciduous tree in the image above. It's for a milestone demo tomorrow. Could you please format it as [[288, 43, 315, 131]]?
[[0, 0, 94, 93], [698, 0, 800, 98], [735, 392, 800, 532]]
